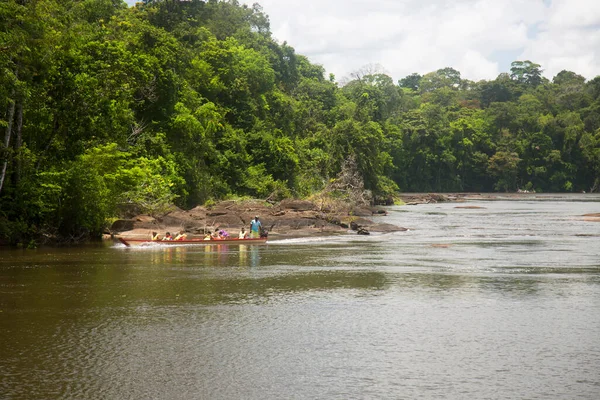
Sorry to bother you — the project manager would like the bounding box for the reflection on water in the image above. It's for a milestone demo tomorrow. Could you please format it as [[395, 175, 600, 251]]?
[[1, 195, 600, 399]]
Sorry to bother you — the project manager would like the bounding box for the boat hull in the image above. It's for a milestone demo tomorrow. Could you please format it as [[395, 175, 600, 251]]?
[[117, 237, 267, 247]]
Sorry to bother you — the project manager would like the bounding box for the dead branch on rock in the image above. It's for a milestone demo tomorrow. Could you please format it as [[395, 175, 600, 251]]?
[[310, 155, 372, 212]]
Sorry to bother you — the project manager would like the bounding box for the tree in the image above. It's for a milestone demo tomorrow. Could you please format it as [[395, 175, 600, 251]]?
[[398, 73, 422, 91], [478, 73, 519, 107], [341, 73, 401, 122], [420, 67, 461, 93], [510, 60, 544, 87], [488, 151, 521, 191]]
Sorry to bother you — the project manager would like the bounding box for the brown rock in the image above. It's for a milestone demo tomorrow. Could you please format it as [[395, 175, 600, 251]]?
[[111, 219, 135, 231], [135, 215, 156, 223], [113, 198, 408, 238], [351, 207, 375, 217], [280, 199, 316, 211]]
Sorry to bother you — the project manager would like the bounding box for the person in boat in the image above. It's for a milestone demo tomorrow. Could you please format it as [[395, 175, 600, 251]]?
[[250, 216, 261, 239], [212, 230, 222, 240], [219, 229, 229, 238], [203, 231, 212, 240], [174, 230, 187, 241], [151, 231, 160, 241], [162, 232, 173, 241], [238, 227, 247, 239]]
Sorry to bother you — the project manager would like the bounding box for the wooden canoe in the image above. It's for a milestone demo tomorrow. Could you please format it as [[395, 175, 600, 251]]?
[[117, 237, 267, 247]]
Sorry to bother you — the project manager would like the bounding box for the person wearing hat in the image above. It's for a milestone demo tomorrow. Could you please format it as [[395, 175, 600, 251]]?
[[249, 216, 262, 239]]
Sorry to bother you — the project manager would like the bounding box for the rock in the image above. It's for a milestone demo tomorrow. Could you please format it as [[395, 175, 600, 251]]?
[[205, 214, 244, 229], [113, 198, 408, 238], [207, 210, 229, 217], [135, 215, 156, 223], [351, 207, 374, 217], [428, 193, 449, 202], [357, 227, 370, 235], [368, 223, 408, 233], [280, 199, 316, 211], [111, 219, 135, 231], [348, 217, 373, 230]]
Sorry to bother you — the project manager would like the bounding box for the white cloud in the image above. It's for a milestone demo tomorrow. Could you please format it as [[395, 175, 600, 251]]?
[[243, 0, 600, 82], [524, 0, 600, 79], [122, 0, 600, 83], [545, 0, 600, 29]]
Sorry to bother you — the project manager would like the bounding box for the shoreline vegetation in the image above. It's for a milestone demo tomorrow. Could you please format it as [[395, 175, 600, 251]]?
[[2, 192, 598, 247], [2, 1, 599, 247]]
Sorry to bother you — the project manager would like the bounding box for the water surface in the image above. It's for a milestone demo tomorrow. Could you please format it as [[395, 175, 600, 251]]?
[[1, 195, 599, 399]]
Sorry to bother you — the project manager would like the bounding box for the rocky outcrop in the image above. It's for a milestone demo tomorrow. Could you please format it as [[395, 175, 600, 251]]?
[[112, 199, 406, 239], [400, 193, 452, 205]]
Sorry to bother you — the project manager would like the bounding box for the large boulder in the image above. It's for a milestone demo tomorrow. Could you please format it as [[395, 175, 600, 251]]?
[[110, 219, 135, 232], [280, 199, 316, 211]]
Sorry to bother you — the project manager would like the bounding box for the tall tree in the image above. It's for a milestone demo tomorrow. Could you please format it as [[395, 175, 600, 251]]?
[[510, 60, 544, 87]]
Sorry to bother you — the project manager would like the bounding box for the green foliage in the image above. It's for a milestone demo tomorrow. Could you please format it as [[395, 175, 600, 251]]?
[[51, 144, 180, 237], [510, 61, 545, 87], [398, 73, 422, 91], [488, 151, 521, 192], [241, 164, 289, 199], [1, 0, 600, 244]]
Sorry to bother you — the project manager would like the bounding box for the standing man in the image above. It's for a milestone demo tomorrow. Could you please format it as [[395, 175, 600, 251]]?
[[250, 216, 262, 239]]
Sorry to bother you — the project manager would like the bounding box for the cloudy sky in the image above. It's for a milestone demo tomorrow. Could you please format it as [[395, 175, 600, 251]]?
[[127, 0, 600, 83], [239, 0, 600, 83]]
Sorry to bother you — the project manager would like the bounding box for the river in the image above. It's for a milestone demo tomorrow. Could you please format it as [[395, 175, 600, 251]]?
[[1, 194, 599, 399]]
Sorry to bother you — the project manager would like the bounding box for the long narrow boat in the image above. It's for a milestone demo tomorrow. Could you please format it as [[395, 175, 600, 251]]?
[[118, 237, 267, 247]]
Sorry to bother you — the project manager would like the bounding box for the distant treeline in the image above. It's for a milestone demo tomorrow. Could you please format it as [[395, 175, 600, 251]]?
[[1, 0, 599, 244]]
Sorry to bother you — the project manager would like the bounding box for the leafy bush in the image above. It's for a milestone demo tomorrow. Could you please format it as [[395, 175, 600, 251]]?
[[56, 144, 181, 237]]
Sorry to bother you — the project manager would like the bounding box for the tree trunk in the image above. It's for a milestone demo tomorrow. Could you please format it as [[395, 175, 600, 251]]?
[[0, 99, 16, 195], [14, 101, 23, 186], [36, 113, 59, 171]]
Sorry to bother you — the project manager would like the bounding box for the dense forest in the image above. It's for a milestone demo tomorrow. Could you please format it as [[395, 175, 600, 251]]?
[[2, 0, 600, 244]]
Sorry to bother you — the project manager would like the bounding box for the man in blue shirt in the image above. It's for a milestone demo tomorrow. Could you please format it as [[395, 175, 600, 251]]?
[[250, 216, 261, 238]]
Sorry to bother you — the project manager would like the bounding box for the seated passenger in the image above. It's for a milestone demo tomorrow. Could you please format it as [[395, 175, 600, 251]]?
[[238, 227, 247, 239], [203, 232, 212, 240], [162, 232, 173, 241], [174, 230, 187, 241], [151, 231, 160, 241]]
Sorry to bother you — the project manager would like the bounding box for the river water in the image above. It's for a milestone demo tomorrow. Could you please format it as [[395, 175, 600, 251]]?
[[1, 195, 599, 399]]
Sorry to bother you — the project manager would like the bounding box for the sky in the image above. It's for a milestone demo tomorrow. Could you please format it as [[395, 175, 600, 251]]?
[[127, 0, 600, 83]]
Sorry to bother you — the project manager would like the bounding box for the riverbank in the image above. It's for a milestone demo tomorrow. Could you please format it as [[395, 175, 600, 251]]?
[[111, 193, 600, 240], [111, 198, 405, 240]]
